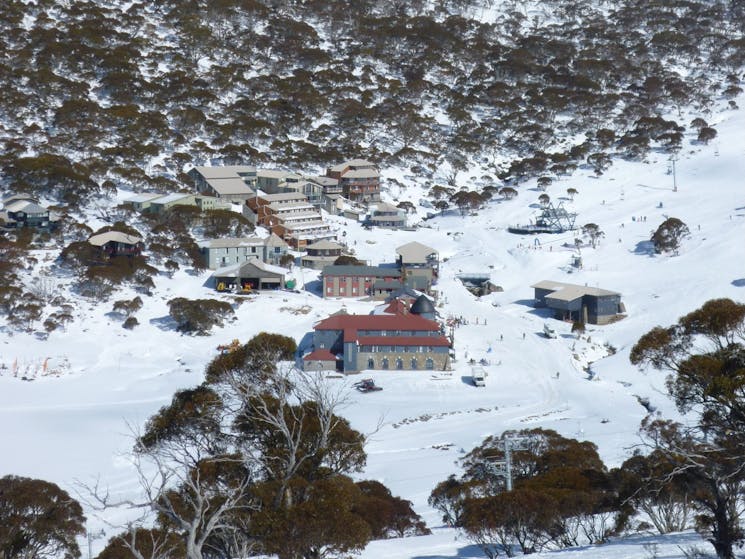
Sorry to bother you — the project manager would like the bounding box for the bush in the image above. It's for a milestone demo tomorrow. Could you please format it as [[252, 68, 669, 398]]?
[[167, 297, 234, 335], [123, 316, 139, 330], [651, 217, 690, 254]]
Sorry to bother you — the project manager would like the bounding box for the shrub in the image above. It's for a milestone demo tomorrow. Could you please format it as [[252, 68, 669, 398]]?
[[651, 217, 690, 254], [123, 316, 139, 330], [167, 297, 234, 335]]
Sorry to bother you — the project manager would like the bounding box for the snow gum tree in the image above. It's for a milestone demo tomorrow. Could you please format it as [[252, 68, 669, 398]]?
[[630, 298, 745, 559], [432, 428, 623, 556], [651, 217, 690, 254], [0, 475, 86, 559], [89, 333, 425, 559]]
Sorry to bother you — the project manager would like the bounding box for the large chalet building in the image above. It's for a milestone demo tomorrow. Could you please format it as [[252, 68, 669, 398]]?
[[304, 295, 450, 373], [321, 265, 403, 300], [246, 192, 334, 249], [325, 159, 380, 203]]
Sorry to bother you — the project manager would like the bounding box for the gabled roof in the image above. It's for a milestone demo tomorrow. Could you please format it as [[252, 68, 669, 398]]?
[[125, 193, 163, 204], [303, 349, 337, 362], [265, 233, 289, 247], [314, 312, 441, 333], [258, 169, 302, 180], [199, 236, 267, 249], [396, 241, 438, 263], [531, 280, 620, 298], [5, 200, 48, 214], [149, 193, 192, 205], [328, 159, 376, 172], [205, 178, 254, 196], [191, 166, 256, 179], [88, 231, 143, 246], [305, 239, 344, 251], [212, 259, 287, 278], [257, 192, 308, 203], [322, 265, 396, 278], [341, 168, 380, 179], [372, 202, 401, 213]]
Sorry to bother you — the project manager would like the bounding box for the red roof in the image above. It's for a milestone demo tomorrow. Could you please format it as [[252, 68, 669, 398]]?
[[314, 313, 440, 332], [383, 299, 409, 315], [303, 349, 337, 362], [357, 336, 450, 347]]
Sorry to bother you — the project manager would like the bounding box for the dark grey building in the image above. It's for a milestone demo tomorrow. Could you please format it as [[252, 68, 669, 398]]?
[[531, 280, 625, 325]]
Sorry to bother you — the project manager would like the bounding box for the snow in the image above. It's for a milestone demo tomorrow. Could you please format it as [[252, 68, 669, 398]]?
[[1, 101, 744, 558]]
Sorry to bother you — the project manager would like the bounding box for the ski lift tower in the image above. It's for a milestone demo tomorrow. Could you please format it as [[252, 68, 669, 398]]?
[[539, 201, 577, 232], [482, 435, 531, 491]]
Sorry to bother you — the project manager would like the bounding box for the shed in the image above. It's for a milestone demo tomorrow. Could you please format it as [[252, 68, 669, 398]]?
[[212, 260, 286, 292], [302, 349, 338, 372], [531, 280, 624, 325]]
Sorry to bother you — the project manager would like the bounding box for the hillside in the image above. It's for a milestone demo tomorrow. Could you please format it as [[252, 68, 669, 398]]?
[[1, 0, 745, 558], [1, 99, 744, 557]]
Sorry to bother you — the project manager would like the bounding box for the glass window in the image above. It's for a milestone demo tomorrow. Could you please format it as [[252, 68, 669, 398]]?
[[367, 358, 375, 369], [426, 358, 434, 370]]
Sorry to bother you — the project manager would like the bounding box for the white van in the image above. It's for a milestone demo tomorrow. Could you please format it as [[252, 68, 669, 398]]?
[[543, 323, 557, 338], [471, 366, 487, 387]]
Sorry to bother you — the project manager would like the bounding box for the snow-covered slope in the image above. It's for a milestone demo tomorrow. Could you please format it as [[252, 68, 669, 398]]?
[[1, 103, 744, 557]]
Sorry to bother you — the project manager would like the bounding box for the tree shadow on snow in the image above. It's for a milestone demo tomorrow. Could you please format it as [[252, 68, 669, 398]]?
[[732, 278, 745, 287], [150, 315, 178, 332], [412, 542, 487, 559], [632, 239, 656, 256]]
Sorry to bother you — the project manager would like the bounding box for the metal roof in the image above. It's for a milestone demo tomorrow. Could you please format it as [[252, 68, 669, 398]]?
[[89, 231, 142, 246], [531, 280, 620, 298], [322, 265, 395, 277], [205, 178, 254, 195], [306, 240, 344, 250], [125, 193, 163, 203], [192, 166, 256, 179], [328, 159, 376, 172], [396, 241, 437, 262]]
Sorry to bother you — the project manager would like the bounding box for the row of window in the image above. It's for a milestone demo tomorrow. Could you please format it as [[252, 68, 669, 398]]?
[[359, 346, 436, 353], [366, 357, 435, 370]]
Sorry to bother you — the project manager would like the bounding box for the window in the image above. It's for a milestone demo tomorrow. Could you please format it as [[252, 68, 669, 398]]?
[[382, 358, 389, 370], [410, 358, 418, 369], [275, 247, 281, 253], [426, 358, 434, 370], [396, 358, 404, 370], [367, 358, 375, 369]]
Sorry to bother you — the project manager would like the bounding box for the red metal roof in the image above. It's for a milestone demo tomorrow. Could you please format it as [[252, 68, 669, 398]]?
[[356, 336, 451, 347], [302, 348, 337, 361], [314, 312, 440, 332]]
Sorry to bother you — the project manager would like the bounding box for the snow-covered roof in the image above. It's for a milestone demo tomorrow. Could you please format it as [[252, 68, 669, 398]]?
[[191, 165, 256, 179], [205, 178, 254, 196], [150, 193, 192, 205], [88, 231, 142, 246], [125, 193, 163, 204], [328, 159, 376, 172], [396, 241, 438, 263], [531, 280, 620, 298]]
